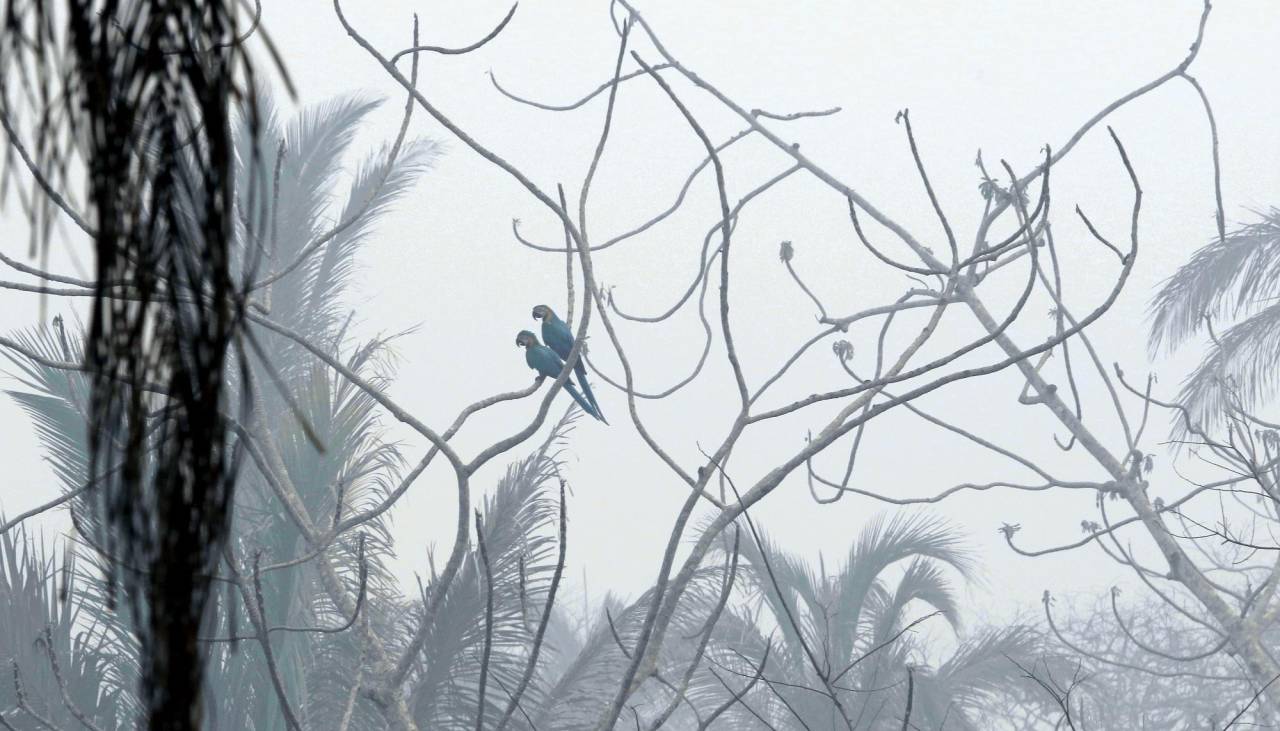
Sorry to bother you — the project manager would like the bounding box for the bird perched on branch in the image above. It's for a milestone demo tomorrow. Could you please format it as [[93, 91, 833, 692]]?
[[515, 330, 605, 422], [531, 304, 606, 423]]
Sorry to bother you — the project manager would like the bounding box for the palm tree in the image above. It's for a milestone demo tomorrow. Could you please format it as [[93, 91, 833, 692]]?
[[1149, 208, 1280, 429], [206, 89, 438, 731], [402, 419, 571, 729], [497, 514, 1042, 730], [3, 91, 440, 730], [698, 514, 1043, 730]]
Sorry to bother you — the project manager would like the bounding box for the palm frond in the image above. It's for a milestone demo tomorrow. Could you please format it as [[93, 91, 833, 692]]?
[[0, 527, 134, 729], [704, 514, 986, 729], [912, 624, 1044, 730], [3, 323, 91, 491], [259, 93, 384, 331], [280, 94, 384, 247], [867, 558, 962, 650], [533, 594, 637, 731], [1173, 301, 1280, 432], [832, 514, 972, 660], [300, 137, 442, 340], [1149, 208, 1280, 355], [731, 524, 824, 670], [407, 425, 566, 729]]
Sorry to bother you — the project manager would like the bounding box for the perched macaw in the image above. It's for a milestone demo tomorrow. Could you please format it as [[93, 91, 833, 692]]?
[[532, 304, 607, 423], [516, 330, 605, 422]]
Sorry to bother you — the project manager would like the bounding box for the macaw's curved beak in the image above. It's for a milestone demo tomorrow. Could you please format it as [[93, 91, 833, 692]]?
[[515, 336, 523, 347], [530, 309, 541, 320]]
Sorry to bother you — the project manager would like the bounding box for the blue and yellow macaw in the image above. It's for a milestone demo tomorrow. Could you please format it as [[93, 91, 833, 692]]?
[[532, 304, 607, 423], [516, 330, 605, 422]]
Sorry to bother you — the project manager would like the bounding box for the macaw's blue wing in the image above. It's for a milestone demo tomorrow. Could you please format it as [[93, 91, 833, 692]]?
[[527, 344, 602, 421], [542, 316, 575, 358], [542, 315, 606, 423], [525, 344, 558, 378]]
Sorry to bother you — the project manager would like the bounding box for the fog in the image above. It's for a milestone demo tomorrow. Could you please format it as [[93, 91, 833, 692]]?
[[2, 2, 1279, 728]]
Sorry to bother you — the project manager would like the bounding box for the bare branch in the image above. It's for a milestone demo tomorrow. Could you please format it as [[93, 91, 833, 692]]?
[[389, 3, 518, 65]]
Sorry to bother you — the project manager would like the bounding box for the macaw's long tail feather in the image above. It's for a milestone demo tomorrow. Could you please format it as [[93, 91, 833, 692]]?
[[571, 360, 606, 424], [563, 381, 602, 423]]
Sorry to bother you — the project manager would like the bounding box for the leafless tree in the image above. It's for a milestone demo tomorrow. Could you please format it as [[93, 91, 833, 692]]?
[[1001, 359, 1280, 726]]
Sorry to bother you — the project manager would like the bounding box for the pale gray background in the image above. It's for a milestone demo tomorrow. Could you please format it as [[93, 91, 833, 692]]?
[[2, 1, 1278, 629]]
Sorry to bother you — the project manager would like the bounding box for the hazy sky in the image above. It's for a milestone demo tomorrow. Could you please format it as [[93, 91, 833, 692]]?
[[2, 1, 1278, 628]]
